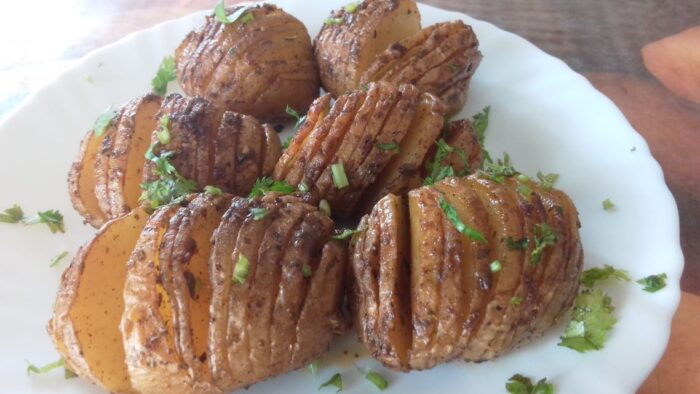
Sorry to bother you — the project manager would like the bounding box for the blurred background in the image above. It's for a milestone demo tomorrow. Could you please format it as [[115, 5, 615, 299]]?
[[1, 0, 698, 392]]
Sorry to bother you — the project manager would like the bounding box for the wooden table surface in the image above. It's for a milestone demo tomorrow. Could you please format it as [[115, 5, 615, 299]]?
[[1, 0, 697, 392]]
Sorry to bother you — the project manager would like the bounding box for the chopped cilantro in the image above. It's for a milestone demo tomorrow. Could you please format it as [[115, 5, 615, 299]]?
[[510, 296, 523, 306], [0, 204, 23, 223], [151, 56, 177, 96], [331, 162, 349, 189], [232, 254, 250, 284], [516, 182, 533, 199], [332, 227, 364, 240], [490, 260, 502, 272], [0, 205, 65, 233], [438, 195, 486, 242], [302, 263, 312, 278], [536, 171, 559, 190], [155, 115, 171, 145], [249, 207, 267, 221], [26, 358, 64, 376], [506, 237, 529, 250], [344, 2, 360, 13], [140, 145, 197, 209], [581, 265, 630, 288], [204, 185, 223, 195], [49, 251, 69, 268], [423, 138, 469, 185], [365, 371, 388, 391], [282, 135, 293, 150], [324, 17, 343, 25], [285, 105, 307, 129], [637, 273, 667, 293], [530, 223, 557, 265], [248, 177, 295, 198], [478, 152, 517, 182], [558, 289, 616, 352], [319, 199, 332, 216], [602, 198, 615, 211], [319, 372, 343, 391], [506, 374, 554, 394], [631, 146, 637, 152], [375, 141, 400, 153], [215, 2, 254, 25], [472, 106, 490, 146], [93, 106, 118, 137]]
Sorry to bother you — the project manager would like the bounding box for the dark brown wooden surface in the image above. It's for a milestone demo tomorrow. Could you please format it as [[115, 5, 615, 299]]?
[[0, 1, 697, 392]]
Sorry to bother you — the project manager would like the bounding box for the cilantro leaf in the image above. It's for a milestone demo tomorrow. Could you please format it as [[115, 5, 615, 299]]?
[[536, 171, 559, 190], [285, 105, 307, 129], [581, 265, 630, 288], [215, 2, 254, 25], [332, 227, 365, 240], [375, 142, 400, 153], [423, 138, 469, 185], [344, 2, 360, 13], [506, 374, 554, 394], [232, 254, 250, 284], [282, 135, 293, 150], [471, 106, 490, 146], [302, 263, 312, 278], [49, 251, 69, 268], [204, 185, 223, 196], [506, 237, 529, 250], [365, 371, 388, 390], [530, 223, 557, 265], [319, 372, 343, 391], [558, 289, 617, 352], [478, 152, 517, 182], [319, 199, 332, 216], [438, 195, 486, 242], [248, 177, 295, 198], [93, 106, 118, 137], [151, 56, 177, 96], [249, 207, 267, 221], [602, 198, 615, 211], [324, 17, 343, 25], [490, 260, 502, 272], [510, 296, 523, 306], [26, 358, 64, 375], [155, 115, 171, 145], [0, 204, 23, 223], [331, 162, 349, 189], [636, 273, 667, 293]]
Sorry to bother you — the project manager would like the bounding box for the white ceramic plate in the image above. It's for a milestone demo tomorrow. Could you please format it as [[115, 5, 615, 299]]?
[[0, 1, 683, 393]]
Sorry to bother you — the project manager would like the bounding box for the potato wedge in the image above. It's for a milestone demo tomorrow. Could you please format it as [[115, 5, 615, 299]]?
[[361, 21, 482, 115], [176, 4, 320, 121], [314, 0, 421, 96], [209, 194, 345, 392], [348, 174, 583, 370], [47, 207, 148, 392], [121, 194, 230, 394]]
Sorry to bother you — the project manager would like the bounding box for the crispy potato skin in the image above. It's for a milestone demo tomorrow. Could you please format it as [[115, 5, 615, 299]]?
[[176, 4, 320, 121], [274, 82, 452, 219], [47, 208, 148, 393], [349, 176, 583, 371], [361, 21, 482, 115], [208, 194, 346, 392], [314, 0, 421, 97], [121, 195, 231, 394]]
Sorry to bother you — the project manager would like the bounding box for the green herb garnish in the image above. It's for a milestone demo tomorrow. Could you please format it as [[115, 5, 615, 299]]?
[[536, 171, 559, 190], [0, 204, 23, 223], [324, 17, 343, 25], [438, 196, 486, 242], [506, 374, 554, 394], [375, 141, 400, 153], [232, 254, 250, 284], [530, 223, 557, 265], [602, 198, 615, 211], [344, 2, 360, 13], [155, 115, 171, 145], [506, 237, 529, 250], [49, 251, 69, 268], [204, 185, 223, 195], [331, 162, 349, 189], [581, 265, 630, 288], [490, 260, 502, 272], [637, 273, 667, 293], [319, 199, 332, 216], [282, 135, 293, 150], [215, 1, 254, 25], [478, 152, 517, 182], [332, 227, 364, 240], [93, 106, 118, 137], [510, 296, 523, 306], [249, 207, 267, 221], [151, 56, 177, 96], [26, 358, 64, 376], [248, 177, 295, 198], [423, 138, 469, 185], [319, 373, 343, 391], [472, 106, 490, 146], [285, 105, 307, 129], [558, 289, 616, 352], [302, 263, 312, 278], [140, 146, 198, 209], [0, 205, 65, 233], [365, 371, 388, 391]]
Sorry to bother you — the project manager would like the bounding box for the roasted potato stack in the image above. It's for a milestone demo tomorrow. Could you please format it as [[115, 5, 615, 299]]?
[[208, 194, 346, 391], [144, 94, 282, 196], [69, 94, 162, 227], [70, 93, 281, 227], [349, 175, 583, 371], [47, 207, 149, 393], [176, 4, 320, 121], [360, 21, 482, 115], [314, 0, 421, 97], [121, 193, 231, 394]]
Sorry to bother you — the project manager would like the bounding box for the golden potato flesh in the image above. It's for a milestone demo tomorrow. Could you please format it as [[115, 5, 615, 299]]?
[[361, 21, 482, 115], [314, 0, 421, 97], [349, 175, 583, 371], [176, 4, 320, 121], [274, 82, 451, 219], [208, 194, 346, 392], [121, 194, 230, 394], [47, 207, 148, 392]]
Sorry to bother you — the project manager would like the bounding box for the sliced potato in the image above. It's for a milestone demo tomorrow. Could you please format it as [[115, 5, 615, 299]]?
[[209, 195, 345, 392], [314, 0, 421, 96], [361, 21, 482, 115], [176, 4, 320, 121], [67, 125, 110, 227], [47, 208, 148, 392]]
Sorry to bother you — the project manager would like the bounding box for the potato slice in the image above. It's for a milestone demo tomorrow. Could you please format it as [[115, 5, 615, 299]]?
[[361, 21, 482, 115], [360, 92, 445, 214], [209, 195, 344, 392], [425, 118, 483, 177], [48, 207, 148, 392], [314, 0, 421, 96], [67, 126, 110, 227], [176, 5, 320, 121]]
